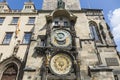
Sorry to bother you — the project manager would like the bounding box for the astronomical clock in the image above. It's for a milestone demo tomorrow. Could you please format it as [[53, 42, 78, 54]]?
[[38, 3, 80, 79], [50, 53, 72, 75], [51, 29, 72, 49]]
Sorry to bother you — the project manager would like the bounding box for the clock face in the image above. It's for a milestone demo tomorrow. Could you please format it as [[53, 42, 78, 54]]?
[[51, 30, 72, 47], [50, 54, 72, 75]]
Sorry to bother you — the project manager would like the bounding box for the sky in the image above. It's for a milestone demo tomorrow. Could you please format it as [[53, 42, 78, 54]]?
[[1, 0, 120, 52]]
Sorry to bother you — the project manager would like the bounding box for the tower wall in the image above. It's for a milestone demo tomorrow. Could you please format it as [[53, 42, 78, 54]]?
[[42, 0, 81, 10]]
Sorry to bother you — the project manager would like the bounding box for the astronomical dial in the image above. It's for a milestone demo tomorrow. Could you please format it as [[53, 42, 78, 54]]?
[[51, 30, 72, 47], [50, 54, 72, 75]]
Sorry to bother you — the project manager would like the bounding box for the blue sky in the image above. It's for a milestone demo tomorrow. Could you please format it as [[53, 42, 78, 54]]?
[[1, 0, 120, 51], [81, 0, 120, 24], [4, 0, 120, 22]]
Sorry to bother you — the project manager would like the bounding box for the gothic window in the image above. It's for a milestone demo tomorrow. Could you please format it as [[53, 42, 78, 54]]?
[[89, 22, 100, 41], [3, 32, 13, 44], [28, 17, 35, 24], [22, 32, 32, 44], [11, 17, 19, 24], [0, 17, 5, 24], [1, 64, 18, 80]]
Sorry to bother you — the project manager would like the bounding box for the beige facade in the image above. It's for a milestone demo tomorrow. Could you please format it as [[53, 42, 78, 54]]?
[[0, 1, 120, 80]]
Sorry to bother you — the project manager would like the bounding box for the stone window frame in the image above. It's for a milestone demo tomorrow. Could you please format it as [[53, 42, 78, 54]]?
[[22, 32, 32, 45], [0, 17, 5, 25], [0, 57, 22, 80], [2, 32, 13, 45], [11, 17, 19, 25], [27, 17, 35, 25], [1, 63, 18, 80], [89, 21, 102, 42]]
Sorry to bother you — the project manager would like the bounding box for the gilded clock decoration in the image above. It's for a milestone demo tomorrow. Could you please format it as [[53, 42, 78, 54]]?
[[50, 54, 72, 75]]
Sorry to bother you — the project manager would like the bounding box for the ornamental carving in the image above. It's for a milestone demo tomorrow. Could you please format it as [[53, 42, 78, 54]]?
[[50, 54, 72, 75]]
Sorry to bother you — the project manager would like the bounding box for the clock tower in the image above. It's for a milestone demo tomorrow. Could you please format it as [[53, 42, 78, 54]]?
[[33, 0, 81, 80], [42, 0, 81, 10]]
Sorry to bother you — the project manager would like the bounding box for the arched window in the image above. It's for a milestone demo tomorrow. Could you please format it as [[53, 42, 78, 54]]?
[[89, 22, 100, 41], [1, 64, 18, 80]]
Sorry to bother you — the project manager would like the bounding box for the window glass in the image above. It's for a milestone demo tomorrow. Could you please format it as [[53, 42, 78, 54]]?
[[90, 25, 99, 41], [3, 33, 13, 44], [28, 17, 35, 24], [23, 33, 31, 44], [11, 17, 19, 24], [0, 17, 5, 24]]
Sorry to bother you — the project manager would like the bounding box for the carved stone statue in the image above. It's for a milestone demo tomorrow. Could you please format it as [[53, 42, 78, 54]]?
[[57, 0, 65, 9]]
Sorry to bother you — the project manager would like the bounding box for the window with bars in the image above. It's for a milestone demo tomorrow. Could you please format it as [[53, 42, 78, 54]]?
[[3, 32, 13, 44], [28, 17, 35, 24], [11, 17, 19, 24], [22, 32, 32, 44], [0, 17, 5, 24]]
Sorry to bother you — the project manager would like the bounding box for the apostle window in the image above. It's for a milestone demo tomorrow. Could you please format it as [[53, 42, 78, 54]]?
[[22, 32, 32, 44], [64, 21, 68, 26], [11, 17, 19, 24], [54, 21, 59, 26], [3, 32, 13, 44]]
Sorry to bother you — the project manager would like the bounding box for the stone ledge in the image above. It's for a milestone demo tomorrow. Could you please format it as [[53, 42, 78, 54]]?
[[88, 66, 113, 72]]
